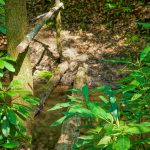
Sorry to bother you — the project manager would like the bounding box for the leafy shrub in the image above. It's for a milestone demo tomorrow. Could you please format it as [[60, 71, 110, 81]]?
[[0, 53, 39, 149], [49, 46, 150, 150]]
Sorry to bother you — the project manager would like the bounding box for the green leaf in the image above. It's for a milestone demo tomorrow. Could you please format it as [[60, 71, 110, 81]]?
[[92, 86, 105, 92], [140, 46, 150, 61], [125, 126, 150, 135], [3, 61, 15, 72], [99, 96, 109, 104], [98, 136, 111, 145], [7, 109, 18, 125], [0, 81, 2, 89], [0, 60, 5, 69], [67, 95, 82, 102], [65, 88, 82, 93], [82, 84, 89, 102], [0, 0, 5, 5], [22, 96, 39, 106], [2, 141, 19, 149], [48, 102, 75, 111], [50, 116, 68, 127], [78, 135, 94, 140], [113, 135, 130, 150], [2, 116, 10, 137], [133, 138, 150, 145], [87, 102, 112, 122], [131, 93, 142, 101], [8, 80, 24, 88]]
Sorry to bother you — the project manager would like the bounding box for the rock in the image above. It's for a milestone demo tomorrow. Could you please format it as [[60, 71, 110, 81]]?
[[48, 47, 59, 58], [62, 48, 78, 59], [60, 71, 76, 85], [73, 54, 88, 62], [58, 61, 69, 74], [69, 62, 78, 71]]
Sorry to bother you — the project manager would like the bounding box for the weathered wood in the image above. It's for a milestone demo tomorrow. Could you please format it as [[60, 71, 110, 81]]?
[[55, 64, 88, 150], [16, 2, 64, 53], [34, 61, 69, 117], [55, 0, 62, 59]]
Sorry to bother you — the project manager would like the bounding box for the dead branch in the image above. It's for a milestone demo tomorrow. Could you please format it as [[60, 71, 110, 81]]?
[[16, 2, 64, 53]]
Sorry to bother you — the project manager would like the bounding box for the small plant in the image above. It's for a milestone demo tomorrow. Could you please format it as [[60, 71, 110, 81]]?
[[0, 53, 39, 149], [49, 46, 150, 150]]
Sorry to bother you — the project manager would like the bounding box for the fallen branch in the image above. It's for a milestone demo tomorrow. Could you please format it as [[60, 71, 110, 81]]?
[[16, 2, 64, 53], [34, 61, 69, 117], [55, 64, 88, 150]]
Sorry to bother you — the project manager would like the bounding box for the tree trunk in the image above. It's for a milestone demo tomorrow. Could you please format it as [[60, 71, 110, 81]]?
[[5, 0, 33, 136]]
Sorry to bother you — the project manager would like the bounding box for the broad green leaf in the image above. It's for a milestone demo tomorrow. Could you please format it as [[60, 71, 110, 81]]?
[[7, 109, 18, 125], [2, 141, 19, 149], [82, 84, 89, 102], [99, 96, 109, 104], [98, 136, 111, 145], [0, 60, 5, 69], [137, 22, 150, 28], [22, 96, 39, 106], [2, 116, 10, 137], [125, 126, 150, 135], [48, 102, 75, 111], [87, 102, 112, 122], [68, 104, 93, 117], [113, 135, 130, 150], [3, 61, 15, 72], [140, 46, 150, 61], [8, 80, 24, 88], [131, 93, 142, 101], [50, 116, 68, 127]]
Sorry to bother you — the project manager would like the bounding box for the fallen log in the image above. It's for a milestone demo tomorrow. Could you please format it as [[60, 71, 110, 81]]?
[[16, 2, 64, 53], [34, 61, 69, 117], [55, 64, 88, 150]]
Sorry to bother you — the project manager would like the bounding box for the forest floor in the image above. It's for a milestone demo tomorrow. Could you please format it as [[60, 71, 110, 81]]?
[[0, 2, 149, 149], [30, 22, 147, 150]]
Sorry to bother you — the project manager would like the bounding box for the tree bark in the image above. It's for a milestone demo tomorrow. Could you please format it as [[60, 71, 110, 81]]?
[[5, 0, 33, 139], [55, 64, 88, 150]]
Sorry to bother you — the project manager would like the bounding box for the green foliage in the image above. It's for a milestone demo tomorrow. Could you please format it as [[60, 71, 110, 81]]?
[[49, 46, 150, 149], [0, 0, 6, 34], [0, 53, 39, 149], [0, 53, 16, 77], [0, 80, 39, 149], [35, 70, 52, 80]]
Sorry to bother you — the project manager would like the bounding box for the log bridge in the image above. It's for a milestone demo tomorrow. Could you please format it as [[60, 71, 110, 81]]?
[[14, 1, 88, 149]]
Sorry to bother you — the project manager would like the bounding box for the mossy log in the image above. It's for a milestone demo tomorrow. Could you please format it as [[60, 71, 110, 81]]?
[[34, 61, 69, 117], [55, 64, 88, 150]]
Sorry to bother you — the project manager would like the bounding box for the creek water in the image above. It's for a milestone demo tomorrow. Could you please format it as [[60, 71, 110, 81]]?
[[31, 85, 100, 150]]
